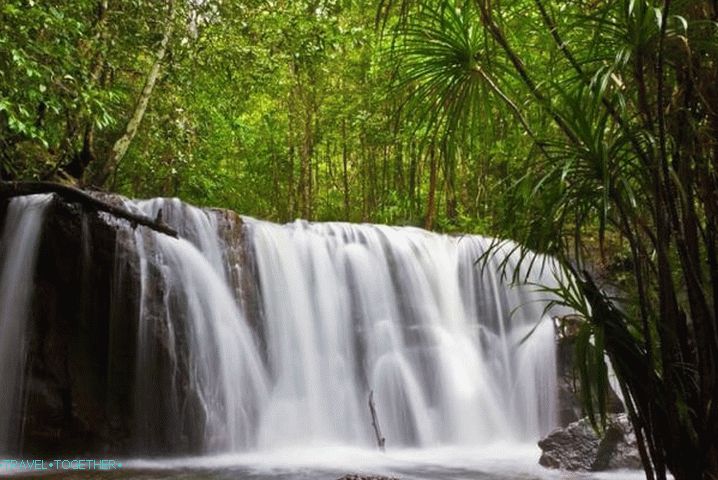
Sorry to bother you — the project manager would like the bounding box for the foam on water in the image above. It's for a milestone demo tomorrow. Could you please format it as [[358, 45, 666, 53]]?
[[122, 445, 647, 480]]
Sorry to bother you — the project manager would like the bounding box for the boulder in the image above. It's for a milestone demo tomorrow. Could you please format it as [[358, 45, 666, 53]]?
[[593, 414, 642, 470], [538, 413, 641, 471], [538, 418, 600, 470]]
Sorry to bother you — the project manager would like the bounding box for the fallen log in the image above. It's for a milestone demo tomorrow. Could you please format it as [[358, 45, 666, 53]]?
[[368, 390, 386, 451], [0, 181, 178, 238]]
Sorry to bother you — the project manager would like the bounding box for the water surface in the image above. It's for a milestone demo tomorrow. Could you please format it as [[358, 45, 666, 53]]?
[[33, 446, 644, 480]]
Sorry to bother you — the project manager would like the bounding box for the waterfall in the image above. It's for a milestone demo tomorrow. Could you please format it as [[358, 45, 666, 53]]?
[[0, 195, 564, 456], [0, 194, 52, 453], [121, 199, 269, 453], [245, 219, 561, 449]]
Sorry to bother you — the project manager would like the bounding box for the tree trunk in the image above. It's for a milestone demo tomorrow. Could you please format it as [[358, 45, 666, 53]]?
[[409, 142, 417, 220], [424, 146, 437, 230], [342, 120, 350, 219], [444, 144, 457, 223], [92, 0, 175, 187], [299, 110, 311, 219]]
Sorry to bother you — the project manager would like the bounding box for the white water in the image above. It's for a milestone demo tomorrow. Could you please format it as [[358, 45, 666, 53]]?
[[123, 445, 647, 480], [246, 219, 562, 449], [123, 199, 269, 453], [0, 194, 51, 453], [120, 197, 565, 454]]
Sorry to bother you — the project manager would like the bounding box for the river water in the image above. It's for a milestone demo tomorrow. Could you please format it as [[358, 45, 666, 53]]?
[[32, 446, 644, 479]]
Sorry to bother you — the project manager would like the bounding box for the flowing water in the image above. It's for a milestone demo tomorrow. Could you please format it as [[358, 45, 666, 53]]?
[[0, 194, 52, 453], [0, 196, 639, 479], [121, 199, 269, 453], [48, 446, 644, 480], [245, 219, 561, 449], [121, 199, 564, 452]]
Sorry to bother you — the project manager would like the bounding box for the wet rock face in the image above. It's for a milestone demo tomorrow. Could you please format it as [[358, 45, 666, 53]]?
[[538, 413, 641, 471], [2, 193, 251, 456], [22, 196, 139, 456], [555, 322, 584, 426], [213, 209, 265, 346], [554, 315, 624, 427]]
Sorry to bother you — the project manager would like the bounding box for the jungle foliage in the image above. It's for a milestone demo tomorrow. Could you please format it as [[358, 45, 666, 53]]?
[[1, 0, 473, 228], [2, 1, 718, 479]]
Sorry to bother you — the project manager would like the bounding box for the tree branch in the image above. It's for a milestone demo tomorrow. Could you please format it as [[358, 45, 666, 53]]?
[[0, 181, 178, 238]]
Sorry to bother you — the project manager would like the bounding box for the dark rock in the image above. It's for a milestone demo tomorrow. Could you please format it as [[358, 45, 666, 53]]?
[[213, 209, 265, 345], [555, 330, 583, 425], [593, 414, 642, 470], [538, 418, 600, 470], [0, 193, 254, 456], [538, 413, 641, 471], [22, 195, 135, 456], [554, 315, 624, 427]]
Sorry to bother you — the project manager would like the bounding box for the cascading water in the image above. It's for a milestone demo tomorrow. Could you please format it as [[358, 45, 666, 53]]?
[[118, 199, 269, 453], [0, 195, 566, 459], [0, 194, 52, 453], [245, 219, 562, 450]]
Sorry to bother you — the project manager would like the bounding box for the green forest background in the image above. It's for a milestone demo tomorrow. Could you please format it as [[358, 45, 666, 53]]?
[[2, 1, 718, 479], [1, 0, 573, 232]]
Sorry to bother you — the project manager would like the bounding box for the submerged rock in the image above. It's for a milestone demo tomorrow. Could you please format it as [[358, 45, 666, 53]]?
[[337, 476, 400, 480], [538, 413, 641, 471]]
